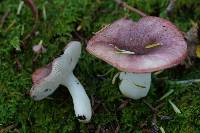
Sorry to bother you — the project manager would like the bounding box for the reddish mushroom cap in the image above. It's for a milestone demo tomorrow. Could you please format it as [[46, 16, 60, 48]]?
[[87, 16, 187, 73]]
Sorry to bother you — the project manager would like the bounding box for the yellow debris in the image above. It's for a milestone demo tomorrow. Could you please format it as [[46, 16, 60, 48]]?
[[145, 43, 161, 49], [115, 46, 135, 55], [196, 45, 200, 58], [95, 24, 110, 34], [153, 70, 164, 75]]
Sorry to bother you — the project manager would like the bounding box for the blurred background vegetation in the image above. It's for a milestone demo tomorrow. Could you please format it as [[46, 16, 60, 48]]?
[[0, 0, 200, 132]]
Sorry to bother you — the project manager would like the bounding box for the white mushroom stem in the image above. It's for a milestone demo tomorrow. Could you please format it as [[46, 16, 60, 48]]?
[[62, 73, 92, 123], [119, 72, 151, 99]]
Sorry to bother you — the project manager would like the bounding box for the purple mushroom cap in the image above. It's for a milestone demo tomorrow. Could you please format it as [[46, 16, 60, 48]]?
[[87, 16, 187, 73]]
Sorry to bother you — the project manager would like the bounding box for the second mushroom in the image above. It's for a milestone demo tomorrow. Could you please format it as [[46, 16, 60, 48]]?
[[87, 16, 187, 99], [30, 41, 92, 123]]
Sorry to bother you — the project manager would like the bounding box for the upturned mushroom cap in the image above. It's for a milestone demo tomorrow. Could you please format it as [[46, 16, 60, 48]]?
[[87, 16, 187, 73], [30, 41, 82, 100]]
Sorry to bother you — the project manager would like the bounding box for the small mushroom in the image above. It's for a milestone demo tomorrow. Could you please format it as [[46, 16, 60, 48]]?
[[30, 41, 92, 123], [87, 17, 187, 99], [32, 40, 47, 54]]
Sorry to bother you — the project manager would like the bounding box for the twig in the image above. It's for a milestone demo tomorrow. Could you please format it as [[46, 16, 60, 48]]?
[[21, 23, 38, 46], [152, 113, 158, 133], [17, 1, 25, 15], [13, 128, 20, 133], [21, 0, 39, 47], [91, 96, 102, 113], [168, 100, 181, 114], [114, 125, 120, 133], [42, 2, 48, 21], [5, 20, 16, 32], [155, 103, 164, 110], [143, 100, 155, 111], [33, 54, 40, 63], [102, 103, 110, 112], [159, 89, 174, 101], [169, 79, 200, 85], [117, 99, 130, 111], [114, 0, 147, 17], [95, 125, 101, 133], [97, 68, 114, 77], [160, 126, 166, 133], [14, 128, 20, 133], [0, 124, 17, 133], [143, 100, 164, 133], [166, 0, 176, 17], [23, 0, 38, 20], [112, 72, 120, 84], [0, 10, 10, 28], [74, 31, 88, 45], [15, 58, 23, 71]]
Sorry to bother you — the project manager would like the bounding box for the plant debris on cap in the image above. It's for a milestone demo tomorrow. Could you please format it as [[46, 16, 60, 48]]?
[[87, 16, 187, 73]]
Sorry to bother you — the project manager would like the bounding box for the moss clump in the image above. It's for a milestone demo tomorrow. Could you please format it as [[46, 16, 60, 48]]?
[[0, 0, 200, 132]]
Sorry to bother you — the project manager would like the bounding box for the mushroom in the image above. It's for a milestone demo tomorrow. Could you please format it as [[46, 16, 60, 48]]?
[[32, 40, 47, 54], [30, 41, 92, 123], [87, 16, 187, 99]]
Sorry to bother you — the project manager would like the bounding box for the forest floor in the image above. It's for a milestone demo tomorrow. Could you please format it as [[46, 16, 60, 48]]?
[[0, 0, 200, 132]]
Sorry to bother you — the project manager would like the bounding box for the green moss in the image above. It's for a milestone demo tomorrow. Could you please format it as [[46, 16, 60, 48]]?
[[0, 0, 200, 132]]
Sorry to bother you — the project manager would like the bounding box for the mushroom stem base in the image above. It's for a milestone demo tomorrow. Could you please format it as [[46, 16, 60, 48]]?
[[119, 72, 151, 99], [62, 73, 92, 123]]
